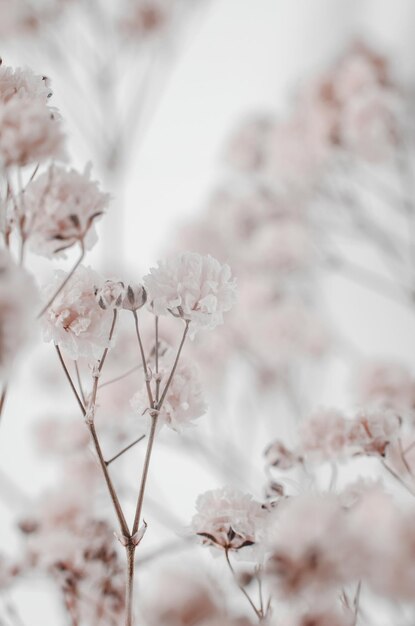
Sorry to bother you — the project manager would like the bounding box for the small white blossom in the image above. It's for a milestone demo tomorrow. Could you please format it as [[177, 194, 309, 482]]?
[[191, 487, 267, 555], [95, 280, 126, 310], [41, 265, 114, 360], [144, 252, 236, 338], [22, 163, 108, 257]]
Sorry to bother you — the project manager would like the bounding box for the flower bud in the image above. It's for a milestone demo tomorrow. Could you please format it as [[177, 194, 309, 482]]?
[[122, 284, 147, 311], [95, 280, 126, 310]]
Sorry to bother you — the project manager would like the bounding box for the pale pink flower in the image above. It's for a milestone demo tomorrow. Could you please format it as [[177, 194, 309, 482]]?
[[355, 360, 415, 412], [0, 249, 38, 378], [0, 65, 52, 103], [41, 265, 114, 360], [265, 494, 361, 596], [225, 115, 274, 172], [95, 280, 126, 310], [0, 97, 65, 168], [348, 409, 401, 457], [191, 487, 267, 555], [143, 569, 222, 626], [264, 440, 300, 470], [333, 42, 388, 102], [130, 350, 207, 431], [299, 409, 352, 462], [340, 87, 403, 160], [22, 163, 108, 257], [144, 253, 236, 337], [120, 0, 170, 37]]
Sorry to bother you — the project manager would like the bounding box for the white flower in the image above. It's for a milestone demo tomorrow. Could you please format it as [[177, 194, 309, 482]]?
[[191, 487, 267, 555], [41, 265, 114, 360], [122, 283, 147, 311], [144, 253, 236, 338], [0, 249, 37, 378], [0, 65, 52, 104], [95, 280, 126, 310], [130, 350, 207, 431], [0, 64, 65, 169], [22, 163, 108, 257], [0, 96, 65, 168]]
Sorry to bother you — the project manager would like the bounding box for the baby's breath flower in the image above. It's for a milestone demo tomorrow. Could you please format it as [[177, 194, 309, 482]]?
[[191, 487, 267, 556], [144, 252, 236, 338], [41, 265, 114, 360], [22, 163, 108, 257]]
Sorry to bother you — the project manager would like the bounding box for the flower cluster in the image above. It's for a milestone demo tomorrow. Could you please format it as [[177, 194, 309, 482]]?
[[191, 487, 267, 555], [21, 163, 109, 257], [144, 252, 237, 338], [42, 265, 114, 360], [0, 63, 65, 168]]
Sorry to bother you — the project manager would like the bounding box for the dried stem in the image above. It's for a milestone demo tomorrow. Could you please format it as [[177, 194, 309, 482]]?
[[224, 550, 262, 621], [55, 345, 85, 416], [158, 320, 189, 408], [106, 435, 146, 467], [132, 310, 154, 408], [0, 386, 8, 424], [125, 546, 136, 626], [132, 414, 158, 536], [37, 243, 85, 318]]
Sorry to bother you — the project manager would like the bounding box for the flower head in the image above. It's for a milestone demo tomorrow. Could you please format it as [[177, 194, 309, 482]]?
[[0, 64, 65, 168], [41, 265, 115, 360], [144, 253, 236, 338], [191, 487, 267, 555], [22, 163, 108, 257]]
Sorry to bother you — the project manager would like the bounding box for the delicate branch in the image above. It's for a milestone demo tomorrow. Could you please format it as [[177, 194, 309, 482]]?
[[74, 360, 86, 406], [55, 345, 86, 416], [132, 414, 158, 536], [132, 310, 154, 408], [0, 386, 8, 424], [37, 243, 85, 318], [87, 421, 130, 538], [157, 320, 189, 408], [224, 549, 262, 621], [105, 435, 146, 467], [381, 460, 415, 497], [99, 364, 141, 389]]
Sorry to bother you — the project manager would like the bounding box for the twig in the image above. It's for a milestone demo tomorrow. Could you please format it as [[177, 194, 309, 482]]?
[[105, 435, 146, 466], [37, 244, 85, 318], [132, 311, 154, 408], [224, 549, 262, 621]]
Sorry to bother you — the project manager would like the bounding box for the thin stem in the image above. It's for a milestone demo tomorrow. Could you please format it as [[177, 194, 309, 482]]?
[[99, 364, 141, 389], [88, 310, 118, 412], [132, 414, 158, 536], [125, 546, 136, 626], [353, 580, 362, 626], [106, 435, 146, 466], [157, 321, 189, 409], [132, 311, 154, 408], [55, 345, 86, 416], [88, 421, 130, 538], [37, 244, 85, 318], [224, 550, 262, 620], [74, 361, 86, 405], [55, 340, 130, 538], [155, 316, 160, 403], [0, 386, 8, 424], [381, 460, 415, 497]]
